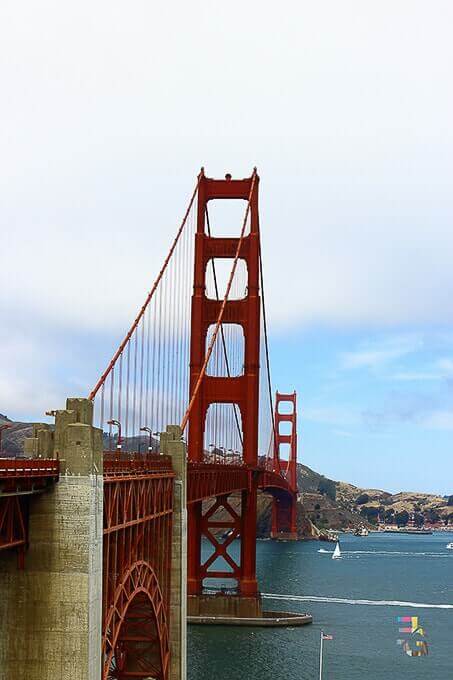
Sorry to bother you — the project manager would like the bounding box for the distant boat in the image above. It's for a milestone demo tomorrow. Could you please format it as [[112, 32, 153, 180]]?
[[332, 542, 342, 560], [447, 542, 453, 550], [354, 525, 369, 537]]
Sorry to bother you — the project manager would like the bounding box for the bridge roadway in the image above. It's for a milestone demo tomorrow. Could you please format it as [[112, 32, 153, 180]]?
[[103, 453, 294, 503], [0, 457, 59, 564], [0, 453, 292, 556]]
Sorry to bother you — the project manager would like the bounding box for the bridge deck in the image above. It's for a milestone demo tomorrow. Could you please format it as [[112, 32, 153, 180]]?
[[0, 457, 60, 561]]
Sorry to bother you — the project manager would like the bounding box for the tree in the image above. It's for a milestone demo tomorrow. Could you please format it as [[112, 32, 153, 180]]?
[[360, 506, 379, 524], [395, 510, 409, 526], [425, 509, 440, 524], [318, 477, 337, 501], [414, 513, 425, 527], [356, 493, 370, 505], [447, 495, 453, 507], [384, 508, 395, 523]]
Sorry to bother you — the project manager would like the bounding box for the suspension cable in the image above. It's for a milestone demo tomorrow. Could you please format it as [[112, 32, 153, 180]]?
[[89, 173, 202, 401], [259, 230, 277, 449]]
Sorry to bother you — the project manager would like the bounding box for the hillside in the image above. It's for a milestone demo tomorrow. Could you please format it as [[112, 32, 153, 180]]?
[[2, 413, 452, 535], [0, 414, 34, 454], [299, 465, 452, 532]]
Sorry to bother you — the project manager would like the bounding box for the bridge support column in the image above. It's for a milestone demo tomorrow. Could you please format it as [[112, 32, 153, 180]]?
[[161, 426, 187, 680], [271, 492, 298, 540], [0, 398, 103, 680]]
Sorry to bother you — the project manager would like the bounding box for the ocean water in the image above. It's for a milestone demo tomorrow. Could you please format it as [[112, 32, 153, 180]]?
[[188, 532, 453, 679]]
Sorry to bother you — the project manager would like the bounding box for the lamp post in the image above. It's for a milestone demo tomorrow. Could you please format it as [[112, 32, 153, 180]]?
[[107, 419, 122, 451], [140, 427, 153, 452], [152, 431, 162, 454]]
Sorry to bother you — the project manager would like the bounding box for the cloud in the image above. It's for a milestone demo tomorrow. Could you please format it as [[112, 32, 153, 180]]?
[[422, 410, 453, 431], [436, 358, 453, 375], [0, 332, 61, 420], [0, 325, 94, 421], [389, 372, 440, 382], [387, 356, 453, 382], [0, 1, 453, 337], [340, 335, 422, 370], [304, 406, 360, 428], [362, 389, 453, 432], [333, 429, 355, 438]]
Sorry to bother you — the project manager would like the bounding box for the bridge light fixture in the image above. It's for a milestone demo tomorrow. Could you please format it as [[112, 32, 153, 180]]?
[[140, 426, 153, 452], [107, 419, 122, 450]]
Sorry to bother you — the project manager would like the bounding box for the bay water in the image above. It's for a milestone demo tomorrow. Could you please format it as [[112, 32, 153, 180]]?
[[188, 531, 453, 679]]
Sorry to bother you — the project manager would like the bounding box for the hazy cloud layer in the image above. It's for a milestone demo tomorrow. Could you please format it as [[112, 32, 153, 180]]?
[[1, 1, 453, 336]]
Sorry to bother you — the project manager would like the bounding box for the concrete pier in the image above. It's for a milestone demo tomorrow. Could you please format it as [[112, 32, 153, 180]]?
[[188, 593, 312, 627], [0, 398, 103, 680], [188, 610, 313, 627], [188, 593, 263, 619], [161, 426, 187, 680]]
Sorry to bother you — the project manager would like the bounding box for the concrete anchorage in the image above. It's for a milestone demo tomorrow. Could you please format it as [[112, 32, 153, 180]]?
[[0, 398, 103, 680]]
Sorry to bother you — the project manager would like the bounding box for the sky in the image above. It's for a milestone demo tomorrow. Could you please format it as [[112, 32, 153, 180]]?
[[1, 1, 453, 494]]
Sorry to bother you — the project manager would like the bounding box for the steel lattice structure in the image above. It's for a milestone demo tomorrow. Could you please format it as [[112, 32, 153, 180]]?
[[0, 458, 60, 568], [103, 454, 174, 680]]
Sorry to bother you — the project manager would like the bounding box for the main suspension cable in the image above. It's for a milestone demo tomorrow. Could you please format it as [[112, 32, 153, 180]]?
[[259, 229, 277, 449], [89, 173, 202, 401]]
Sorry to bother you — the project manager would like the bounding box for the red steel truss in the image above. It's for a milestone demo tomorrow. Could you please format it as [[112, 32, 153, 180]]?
[[270, 392, 298, 538], [187, 171, 261, 596], [103, 454, 174, 680], [0, 458, 59, 567]]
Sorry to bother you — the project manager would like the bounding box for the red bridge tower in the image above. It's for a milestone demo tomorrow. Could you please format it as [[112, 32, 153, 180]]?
[[271, 391, 298, 540], [187, 170, 261, 612]]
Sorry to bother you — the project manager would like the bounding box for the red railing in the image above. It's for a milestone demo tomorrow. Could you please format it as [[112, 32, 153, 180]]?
[[103, 452, 173, 478], [0, 458, 60, 480]]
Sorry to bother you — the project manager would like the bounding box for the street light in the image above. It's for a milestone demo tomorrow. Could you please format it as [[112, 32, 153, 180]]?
[[107, 420, 122, 451], [140, 427, 153, 452], [152, 431, 163, 455], [0, 424, 11, 453]]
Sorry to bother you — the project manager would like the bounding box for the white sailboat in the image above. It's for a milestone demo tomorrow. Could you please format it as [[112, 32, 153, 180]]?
[[332, 541, 342, 559]]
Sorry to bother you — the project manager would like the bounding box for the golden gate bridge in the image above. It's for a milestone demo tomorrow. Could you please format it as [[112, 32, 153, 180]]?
[[0, 169, 301, 680]]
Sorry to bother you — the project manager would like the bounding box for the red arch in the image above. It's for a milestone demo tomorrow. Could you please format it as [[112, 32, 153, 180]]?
[[103, 560, 170, 680]]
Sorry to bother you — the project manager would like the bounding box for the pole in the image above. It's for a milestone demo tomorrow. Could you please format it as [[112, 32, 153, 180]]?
[[319, 631, 324, 680]]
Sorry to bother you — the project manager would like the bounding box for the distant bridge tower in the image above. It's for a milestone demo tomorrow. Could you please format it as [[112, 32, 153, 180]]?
[[271, 391, 298, 540], [187, 170, 261, 615]]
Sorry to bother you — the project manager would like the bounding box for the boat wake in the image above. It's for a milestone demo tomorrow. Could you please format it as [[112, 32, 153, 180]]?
[[262, 593, 453, 609], [318, 549, 450, 557]]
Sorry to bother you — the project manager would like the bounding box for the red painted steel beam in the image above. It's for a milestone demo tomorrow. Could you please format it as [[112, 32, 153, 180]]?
[[0, 457, 60, 566], [102, 457, 173, 680]]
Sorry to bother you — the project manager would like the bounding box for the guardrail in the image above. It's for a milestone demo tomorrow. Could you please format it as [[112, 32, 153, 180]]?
[[0, 458, 60, 480]]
